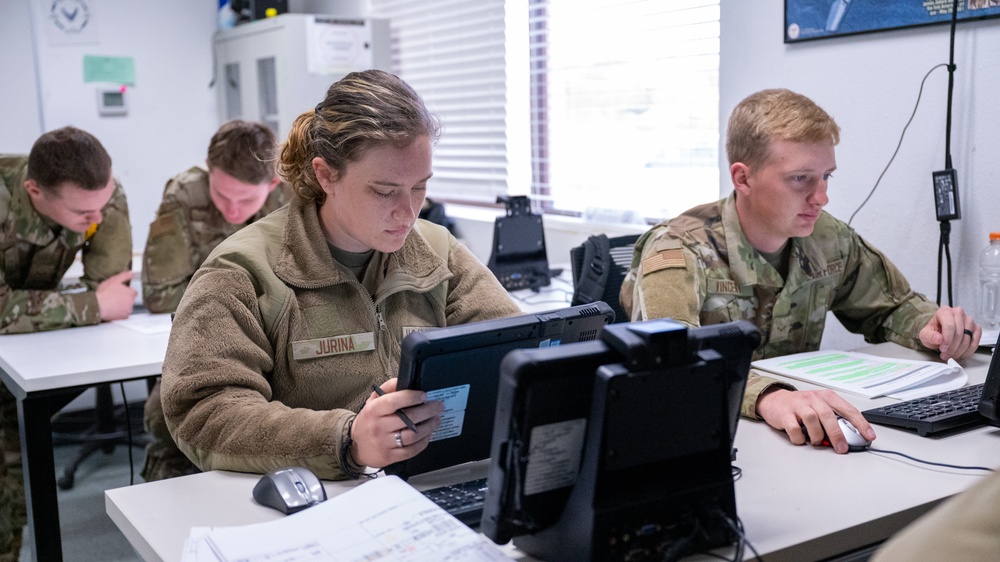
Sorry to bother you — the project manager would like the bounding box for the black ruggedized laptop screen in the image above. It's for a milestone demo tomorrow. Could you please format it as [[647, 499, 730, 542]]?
[[385, 302, 615, 480]]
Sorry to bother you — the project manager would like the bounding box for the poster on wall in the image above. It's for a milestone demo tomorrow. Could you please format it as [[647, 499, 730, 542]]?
[[785, 0, 1000, 43]]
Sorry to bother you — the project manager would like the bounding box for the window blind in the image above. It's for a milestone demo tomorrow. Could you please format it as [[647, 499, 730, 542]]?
[[529, 0, 719, 220], [370, 0, 509, 203]]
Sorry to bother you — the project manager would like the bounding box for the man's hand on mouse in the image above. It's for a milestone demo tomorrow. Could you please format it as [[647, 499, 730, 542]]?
[[756, 387, 876, 454], [349, 378, 444, 468]]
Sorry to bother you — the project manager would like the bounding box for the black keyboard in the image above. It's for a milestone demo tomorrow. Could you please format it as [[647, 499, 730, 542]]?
[[421, 477, 488, 528], [862, 383, 986, 437]]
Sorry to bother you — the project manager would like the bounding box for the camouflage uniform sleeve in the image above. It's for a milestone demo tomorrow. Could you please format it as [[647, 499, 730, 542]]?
[[80, 182, 132, 288], [622, 226, 795, 419], [742, 371, 795, 420], [142, 205, 196, 314], [831, 232, 938, 351], [0, 267, 102, 334], [625, 228, 704, 325]]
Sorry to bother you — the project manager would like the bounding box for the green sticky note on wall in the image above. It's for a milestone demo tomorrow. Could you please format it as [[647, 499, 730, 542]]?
[[83, 55, 135, 85]]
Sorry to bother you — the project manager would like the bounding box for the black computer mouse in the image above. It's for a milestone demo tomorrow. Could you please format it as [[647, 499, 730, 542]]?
[[252, 466, 327, 514]]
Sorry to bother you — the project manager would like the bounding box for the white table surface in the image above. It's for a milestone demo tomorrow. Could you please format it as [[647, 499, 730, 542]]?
[[0, 311, 171, 562], [106, 342, 1000, 562], [0, 312, 170, 396]]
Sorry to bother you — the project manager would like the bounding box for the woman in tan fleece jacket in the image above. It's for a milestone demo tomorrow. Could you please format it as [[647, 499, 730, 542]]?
[[160, 70, 520, 480]]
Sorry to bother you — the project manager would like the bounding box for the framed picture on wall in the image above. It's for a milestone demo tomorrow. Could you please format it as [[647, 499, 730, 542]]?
[[785, 0, 1000, 43]]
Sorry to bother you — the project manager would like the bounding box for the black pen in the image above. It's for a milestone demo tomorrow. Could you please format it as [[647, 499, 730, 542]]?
[[371, 384, 419, 432]]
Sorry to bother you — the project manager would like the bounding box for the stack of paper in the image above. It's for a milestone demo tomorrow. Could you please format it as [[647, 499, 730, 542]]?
[[182, 475, 513, 562], [752, 351, 967, 400]]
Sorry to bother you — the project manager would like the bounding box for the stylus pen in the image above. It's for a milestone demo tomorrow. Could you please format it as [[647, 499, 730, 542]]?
[[371, 384, 419, 432]]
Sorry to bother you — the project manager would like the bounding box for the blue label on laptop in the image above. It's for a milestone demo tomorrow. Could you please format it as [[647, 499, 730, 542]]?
[[427, 384, 470, 442]]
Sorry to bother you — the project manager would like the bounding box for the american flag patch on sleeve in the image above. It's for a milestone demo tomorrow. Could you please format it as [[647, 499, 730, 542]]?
[[641, 249, 685, 274], [148, 215, 176, 239]]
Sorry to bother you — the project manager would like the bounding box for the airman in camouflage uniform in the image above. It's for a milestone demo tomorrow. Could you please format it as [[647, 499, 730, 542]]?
[[0, 127, 134, 561], [622, 89, 980, 454], [141, 120, 287, 482], [622, 193, 939, 417]]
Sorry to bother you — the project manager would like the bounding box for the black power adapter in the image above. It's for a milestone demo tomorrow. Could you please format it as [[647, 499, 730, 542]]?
[[932, 169, 960, 221]]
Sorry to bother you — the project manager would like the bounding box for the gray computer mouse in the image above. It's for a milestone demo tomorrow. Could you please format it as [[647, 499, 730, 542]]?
[[252, 466, 327, 514]]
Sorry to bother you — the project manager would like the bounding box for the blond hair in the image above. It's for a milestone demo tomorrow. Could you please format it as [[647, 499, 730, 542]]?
[[726, 89, 840, 170], [279, 70, 441, 203]]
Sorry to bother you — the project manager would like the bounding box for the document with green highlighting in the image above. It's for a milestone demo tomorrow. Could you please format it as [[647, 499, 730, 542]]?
[[752, 351, 967, 399]]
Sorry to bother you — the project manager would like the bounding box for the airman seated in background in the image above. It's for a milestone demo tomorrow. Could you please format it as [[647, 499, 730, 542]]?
[[140, 120, 288, 482], [621, 88, 980, 454], [0, 126, 134, 561]]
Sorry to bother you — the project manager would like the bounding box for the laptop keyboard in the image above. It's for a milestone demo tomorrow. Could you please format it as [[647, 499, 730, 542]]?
[[421, 477, 488, 528], [862, 383, 985, 437]]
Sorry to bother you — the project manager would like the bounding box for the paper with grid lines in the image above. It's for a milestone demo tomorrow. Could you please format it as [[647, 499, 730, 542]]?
[[752, 351, 966, 399]]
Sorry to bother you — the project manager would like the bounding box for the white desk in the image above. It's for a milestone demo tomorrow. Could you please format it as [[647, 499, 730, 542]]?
[[106, 342, 1000, 562], [0, 312, 171, 562], [509, 268, 574, 313]]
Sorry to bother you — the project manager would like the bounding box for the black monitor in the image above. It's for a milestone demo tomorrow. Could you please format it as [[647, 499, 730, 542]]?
[[385, 302, 616, 480], [481, 319, 760, 562], [977, 334, 1000, 424]]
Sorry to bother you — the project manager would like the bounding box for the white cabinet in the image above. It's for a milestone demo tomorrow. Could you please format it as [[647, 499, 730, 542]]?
[[213, 13, 390, 140]]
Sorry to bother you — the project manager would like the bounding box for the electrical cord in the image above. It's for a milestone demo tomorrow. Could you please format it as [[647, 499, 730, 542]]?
[[867, 447, 995, 472], [936, 0, 961, 307], [847, 63, 947, 226], [718, 511, 763, 562]]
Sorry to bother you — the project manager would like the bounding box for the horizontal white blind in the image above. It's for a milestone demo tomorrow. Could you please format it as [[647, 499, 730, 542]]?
[[530, 0, 720, 221], [370, 0, 509, 203]]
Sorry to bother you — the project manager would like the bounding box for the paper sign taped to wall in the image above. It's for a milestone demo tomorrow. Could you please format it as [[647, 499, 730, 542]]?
[[83, 55, 135, 85], [306, 17, 371, 75]]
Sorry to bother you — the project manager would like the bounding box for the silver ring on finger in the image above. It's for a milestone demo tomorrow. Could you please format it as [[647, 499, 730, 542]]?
[[394, 431, 403, 448]]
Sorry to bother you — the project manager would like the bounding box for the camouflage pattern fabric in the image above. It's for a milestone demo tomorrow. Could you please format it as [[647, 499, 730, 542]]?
[[0, 154, 132, 560], [0, 386, 24, 562], [141, 380, 198, 482], [0, 156, 132, 334], [621, 193, 938, 419], [141, 167, 288, 314], [140, 167, 286, 481]]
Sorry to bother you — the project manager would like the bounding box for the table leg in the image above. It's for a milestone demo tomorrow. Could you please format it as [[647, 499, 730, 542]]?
[[18, 392, 77, 562]]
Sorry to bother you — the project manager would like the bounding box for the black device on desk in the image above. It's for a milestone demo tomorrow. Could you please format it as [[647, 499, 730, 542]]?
[[481, 319, 761, 562], [862, 339, 1000, 436], [486, 195, 555, 291], [385, 302, 615, 481]]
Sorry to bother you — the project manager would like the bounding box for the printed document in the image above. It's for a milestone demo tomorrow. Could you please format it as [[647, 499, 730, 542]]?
[[752, 351, 967, 399], [190, 475, 512, 562]]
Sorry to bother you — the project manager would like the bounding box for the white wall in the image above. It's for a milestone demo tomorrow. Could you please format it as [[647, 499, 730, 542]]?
[[0, 0, 43, 152], [0, 0, 220, 252], [721, 1, 1000, 349], [0, 0, 220, 408]]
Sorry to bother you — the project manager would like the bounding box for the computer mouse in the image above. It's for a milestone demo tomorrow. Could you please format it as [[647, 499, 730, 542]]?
[[252, 466, 327, 514], [801, 417, 872, 452], [837, 417, 872, 452]]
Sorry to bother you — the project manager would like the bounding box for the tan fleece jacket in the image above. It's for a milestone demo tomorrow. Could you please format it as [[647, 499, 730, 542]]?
[[160, 197, 520, 479]]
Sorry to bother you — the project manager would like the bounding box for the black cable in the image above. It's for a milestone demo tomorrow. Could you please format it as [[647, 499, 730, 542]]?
[[868, 447, 995, 472], [937, 221, 955, 306], [718, 512, 763, 562], [936, 0, 961, 306], [847, 64, 947, 226], [945, 0, 959, 170], [119, 382, 136, 486]]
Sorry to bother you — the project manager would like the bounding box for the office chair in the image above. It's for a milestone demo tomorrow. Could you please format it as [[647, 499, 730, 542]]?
[[52, 383, 150, 489], [569, 233, 641, 323]]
